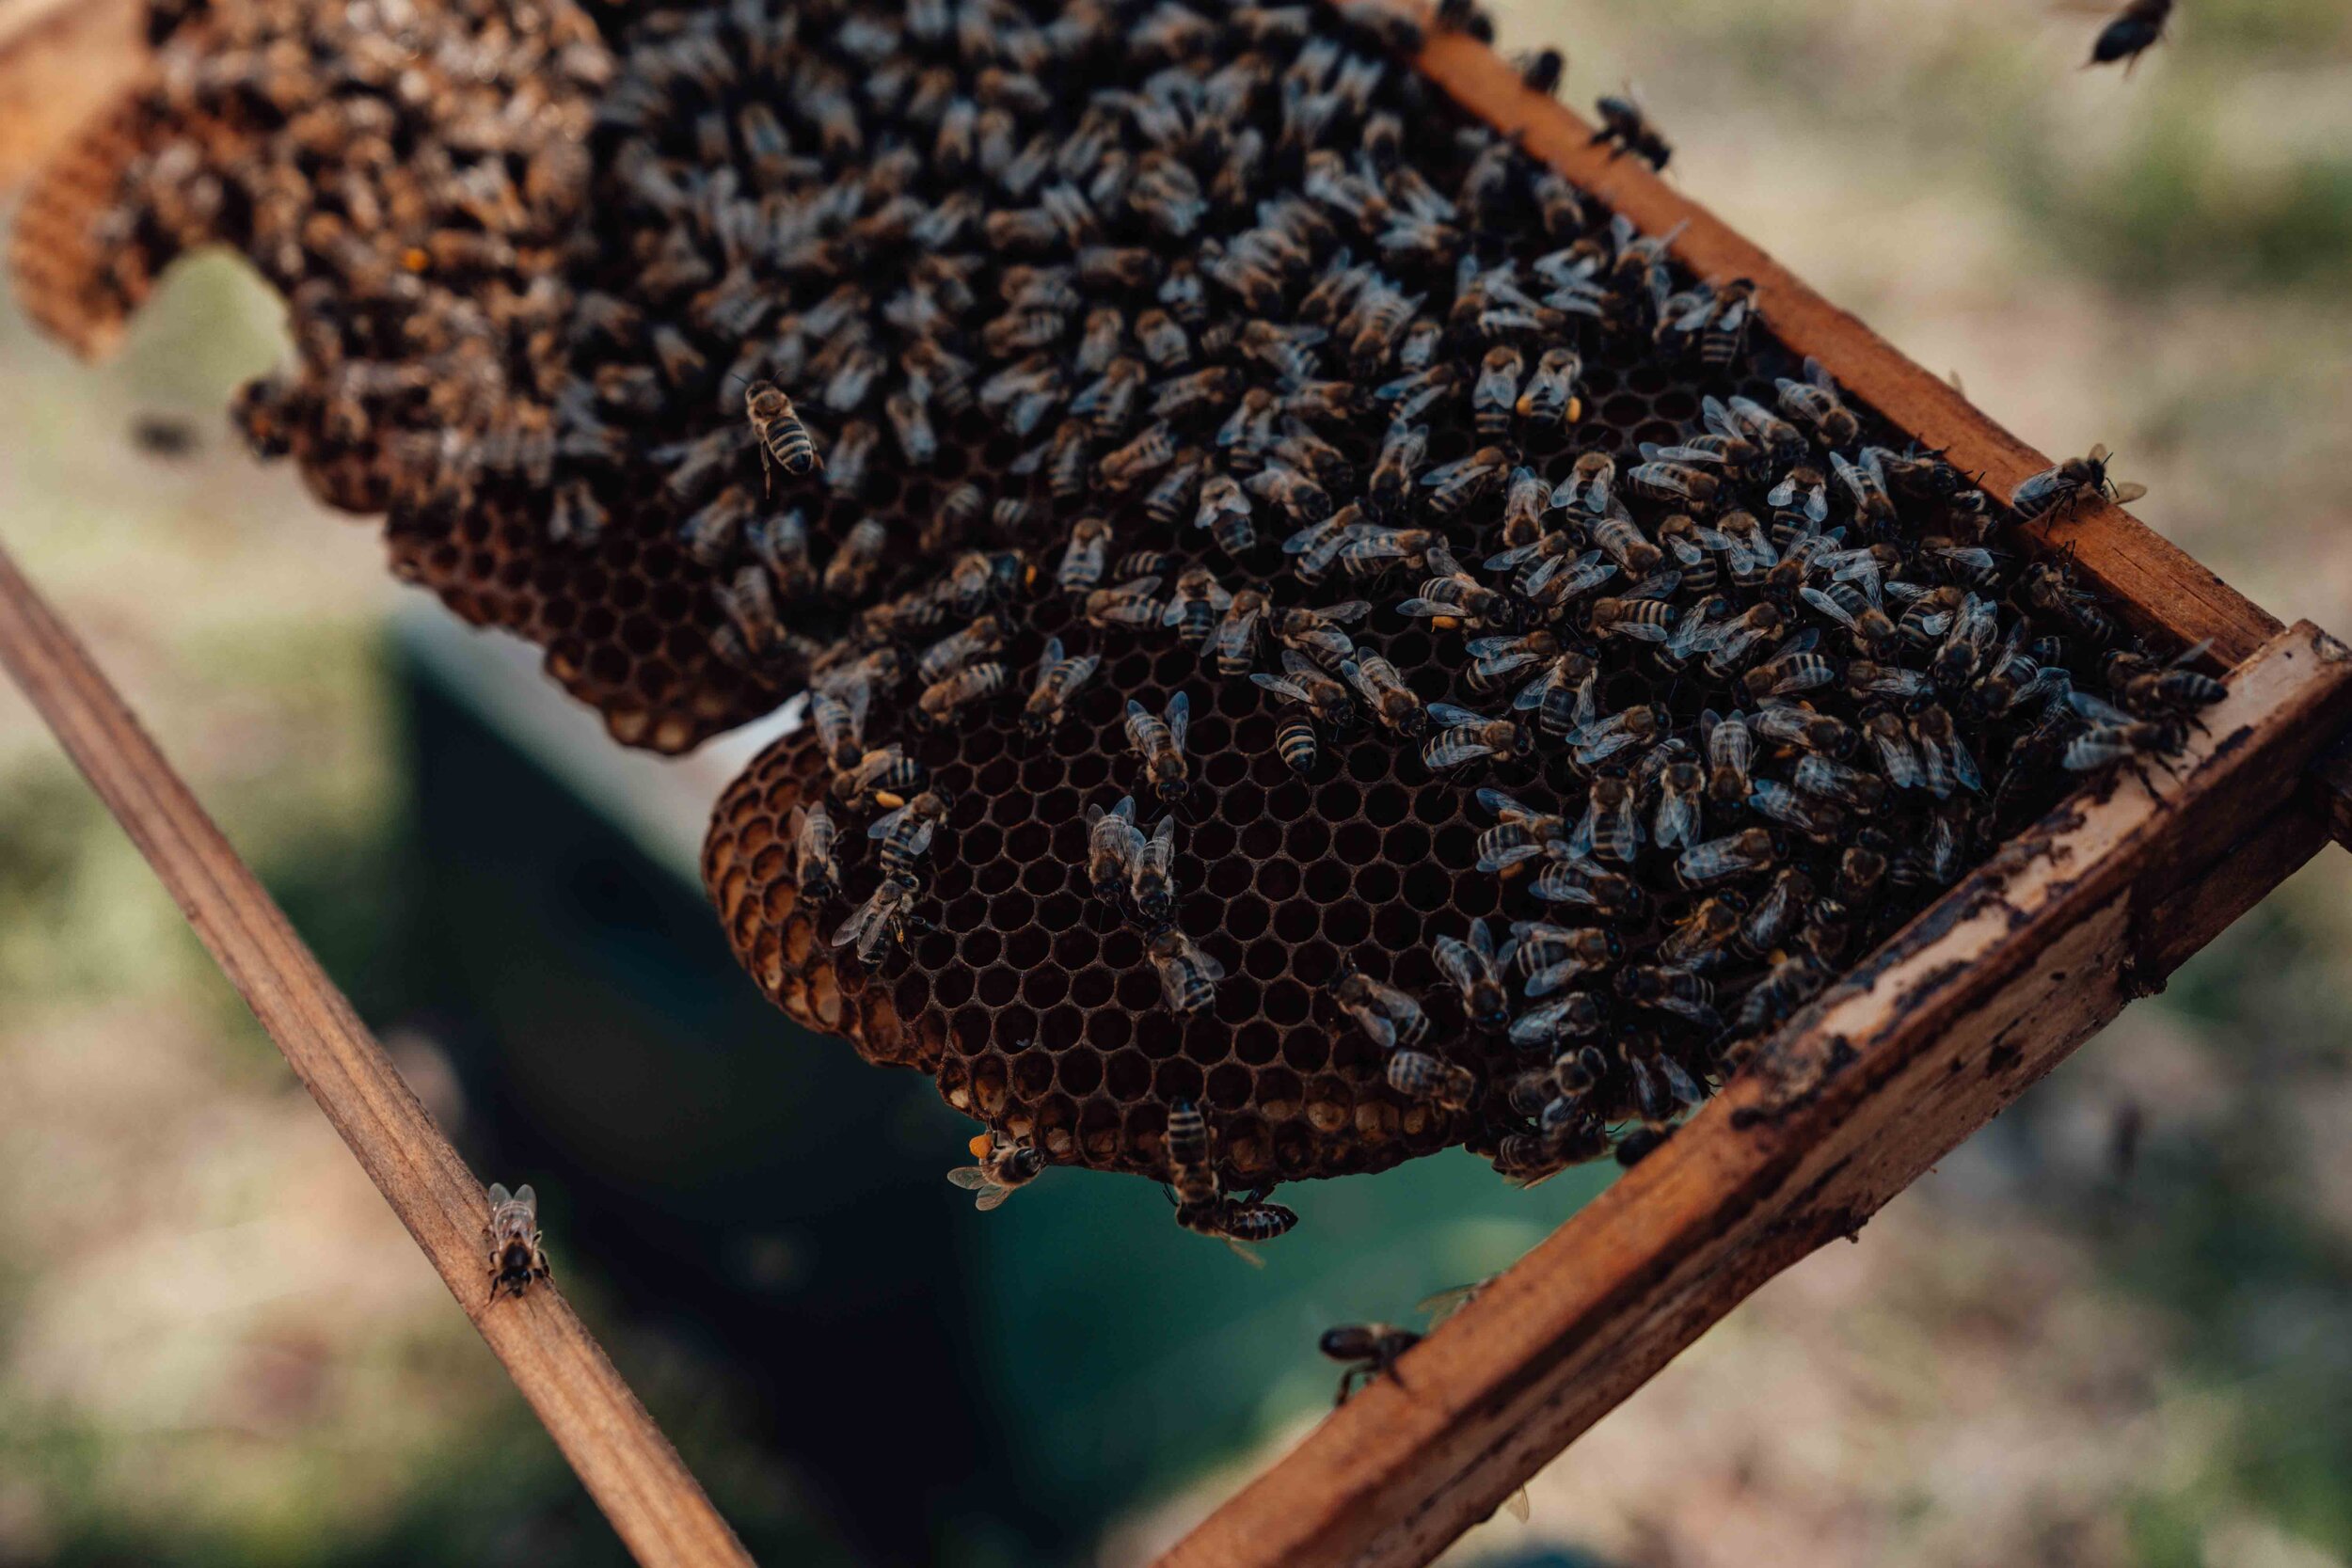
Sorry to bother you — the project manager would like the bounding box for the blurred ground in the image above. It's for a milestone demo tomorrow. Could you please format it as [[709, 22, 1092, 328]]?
[[4, 0, 2352, 1563]]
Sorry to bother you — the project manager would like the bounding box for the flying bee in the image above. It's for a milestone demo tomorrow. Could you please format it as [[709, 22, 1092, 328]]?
[[1024, 639, 1103, 736], [1510, 992, 1607, 1051], [1675, 827, 1778, 888], [1369, 422, 1427, 519], [1320, 1322, 1422, 1404], [946, 1138, 1046, 1212], [1126, 690, 1193, 802], [837, 752, 927, 817], [1472, 347, 1523, 439], [869, 788, 954, 879], [1084, 796, 1145, 903], [831, 875, 926, 965], [484, 1182, 550, 1304], [1149, 924, 1225, 1015], [2010, 445, 2147, 526], [787, 802, 844, 903], [1422, 705, 1528, 772], [1738, 953, 1830, 1033], [1616, 965, 1721, 1030], [1590, 90, 1672, 170], [1387, 1050, 1480, 1111], [1572, 774, 1644, 863], [753, 380, 828, 491], [1774, 356, 1861, 449], [1344, 654, 1429, 737], [1129, 815, 1179, 924], [1661, 896, 1745, 969], [918, 661, 1008, 726], [2086, 0, 2171, 71], [1084, 575, 1165, 631], [1422, 447, 1512, 517], [1910, 705, 1982, 796], [1057, 517, 1112, 593], [916, 617, 1004, 685], [1328, 957, 1430, 1050]]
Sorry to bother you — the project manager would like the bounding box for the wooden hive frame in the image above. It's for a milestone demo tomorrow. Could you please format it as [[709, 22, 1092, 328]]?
[[4, 7, 2351, 1568]]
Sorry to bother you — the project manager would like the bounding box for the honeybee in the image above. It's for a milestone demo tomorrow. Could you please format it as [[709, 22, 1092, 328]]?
[[833, 745, 925, 809], [1566, 704, 1663, 772], [1433, 919, 1512, 1031], [1590, 89, 1672, 170], [823, 518, 890, 600], [746, 382, 822, 486], [1097, 420, 1177, 490], [1737, 953, 1830, 1033], [1747, 779, 1845, 839], [1829, 448, 1897, 532], [1660, 896, 1745, 969], [1471, 347, 1523, 438], [1475, 788, 1574, 873], [485, 1182, 550, 1304], [1675, 827, 1778, 888], [1084, 576, 1166, 631], [2010, 445, 2147, 526], [1150, 924, 1225, 1014], [1628, 450, 1724, 512], [918, 661, 1007, 725], [1740, 637, 1838, 703], [1023, 640, 1102, 736], [1512, 922, 1623, 997], [1910, 705, 1982, 797], [1057, 517, 1112, 593], [1422, 705, 1528, 772], [946, 1137, 1046, 1212], [2086, 0, 2171, 71], [1589, 596, 1677, 645], [1143, 452, 1209, 530], [1791, 752, 1888, 813], [2104, 640, 2227, 720], [1248, 463, 1333, 528], [2061, 692, 2186, 783], [1328, 957, 1429, 1050], [869, 788, 954, 879], [1126, 690, 1193, 802], [1695, 510, 1779, 588], [1616, 965, 1720, 1030], [1387, 1049, 1480, 1111], [916, 617, 1004, 685], [1343, 654, 1428, 737], [1750, 702, 1859, 759], [1733, 868, 1813, 959], [1422, 446, 1512, 516], [1369, 421, 1428, 519], [787, 802, 844, 903], [831, 875, 926, 964], [1320, 1322, 1422, 1403], [1510, 992, 1606, 1050], [1209, 590, 1271, 676], [1650, 757, 1707, 847], [1083, 796, 1146, 904], [1163, 566, 1233, 646], [1572, 774, 1644, 863], [1516, 346, 1583, 427], [2014, 562, 2117, 645], [1125, 813, 1180, 924]]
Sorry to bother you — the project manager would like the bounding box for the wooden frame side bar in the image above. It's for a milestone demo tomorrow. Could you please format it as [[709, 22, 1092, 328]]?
[[1406, 32, 2278, 669], [1159, 620, 2352, 1568], [0, 536, 755, 1568]]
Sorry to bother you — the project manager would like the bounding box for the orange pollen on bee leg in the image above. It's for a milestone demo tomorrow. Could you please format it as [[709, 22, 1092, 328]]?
[[969, 1132, 994, 1159]]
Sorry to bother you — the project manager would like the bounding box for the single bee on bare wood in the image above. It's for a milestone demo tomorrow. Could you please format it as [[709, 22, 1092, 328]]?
[[485, 1182, 550, 1304]]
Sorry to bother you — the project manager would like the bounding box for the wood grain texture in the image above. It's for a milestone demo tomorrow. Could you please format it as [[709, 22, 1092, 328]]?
[[1406, 31, 2278, 668], [1156, 621, 2352, 1568], [0, 536, 754, 1568]]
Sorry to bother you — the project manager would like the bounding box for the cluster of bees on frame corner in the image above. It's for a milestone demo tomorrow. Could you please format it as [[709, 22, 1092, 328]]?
[[103, 0, 2180, 1350]]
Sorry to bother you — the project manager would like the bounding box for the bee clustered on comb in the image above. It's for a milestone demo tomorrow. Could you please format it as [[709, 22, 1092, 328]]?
[[18, 0, 2212, 1242]]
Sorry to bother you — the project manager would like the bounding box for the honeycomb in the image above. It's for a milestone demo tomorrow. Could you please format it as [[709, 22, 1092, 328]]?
[[15, 0, 2193, 1233]]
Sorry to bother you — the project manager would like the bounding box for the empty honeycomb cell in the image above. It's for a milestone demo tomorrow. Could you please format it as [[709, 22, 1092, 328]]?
[[1206, 1063, 1255, 1112], [1226, 898, 1273, 943], [1334, 823, 1381, 865], [1021, 967, 1070, 1009], [1322, 783, 1363, 821], [1244, 941, 1290, 983], [1019, 859, 1063, 898], [1374, 903, 1423, 956], [1153, 1061, 1205, 1105], [1192, 819, 1240, 863], [1323, 904, 1375, 949], [1201, 749, 1249, 790], [1282, 1032, 1332, 1074], [1238, 820, 1284, 861], [1286, 819, 1332, 862], [1365, 784, 1410, 828], [1273, 899, 1319, 944], [1056, 1045, 1101, 1095], [977, 966, 1021, 1008], [1357, 864, 1404, 908], [1256, 860, 1303, 902], [1234, 1021, 1284, 1068], [961, 928, 1003, 970], [1205, 856, 1253, 900], [1303, 861, 1351, 904]]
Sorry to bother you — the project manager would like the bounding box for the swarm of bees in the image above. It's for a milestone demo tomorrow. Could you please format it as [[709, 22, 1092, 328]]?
[[23, 0, 2207, 1247]]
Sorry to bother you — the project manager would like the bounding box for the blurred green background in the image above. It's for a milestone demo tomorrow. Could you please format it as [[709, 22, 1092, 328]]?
[[4, 1, 2352, 1564]]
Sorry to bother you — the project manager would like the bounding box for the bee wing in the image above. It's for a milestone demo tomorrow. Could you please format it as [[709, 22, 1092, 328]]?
[[1318, 599, 1372, 626], [946, 1166, 993, 1189], [2108, 482, 2147, 505], [1150, 816, 1175, 853], [1353, 1009, 1398, 1051], [1251, 673, 1308, 705], [1804, 355, 1836, 392], [1036, 637, 1064, 680], [1195, 945, 1228, 981], [1431, 935, 1475, 992], [1470, 918, 1497, 961], [1766, 473, 1798, 509], [1800, 585, 1857, 630], [973, 1184, 1014, 1212], [1830, 449, 1868, 504], [1221, 1235, 1268, 1267], [1476, 786, 1533, 819], [867, 802, 912, 838], [787, 803, 808, 841], [1950, 735, 1983, 793], [2087, 443, 2112, 464], [1165, 689, 1190, 751], [486, 1182, 512, 1208], [1426, 702, 1490, 729], [2068, 689, 2136, 727]]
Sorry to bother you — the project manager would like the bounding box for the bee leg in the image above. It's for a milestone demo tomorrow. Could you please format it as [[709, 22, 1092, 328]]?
[[1377, 1346, 1412, 1393], [1335, 1369, 1361, 1407]]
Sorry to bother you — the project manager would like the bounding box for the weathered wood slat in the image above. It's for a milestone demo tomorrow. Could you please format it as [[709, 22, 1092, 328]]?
[[0, 537, 755, 1568], [1406, 32, 2280, 670], [1156, 621, 2352, 1568]]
